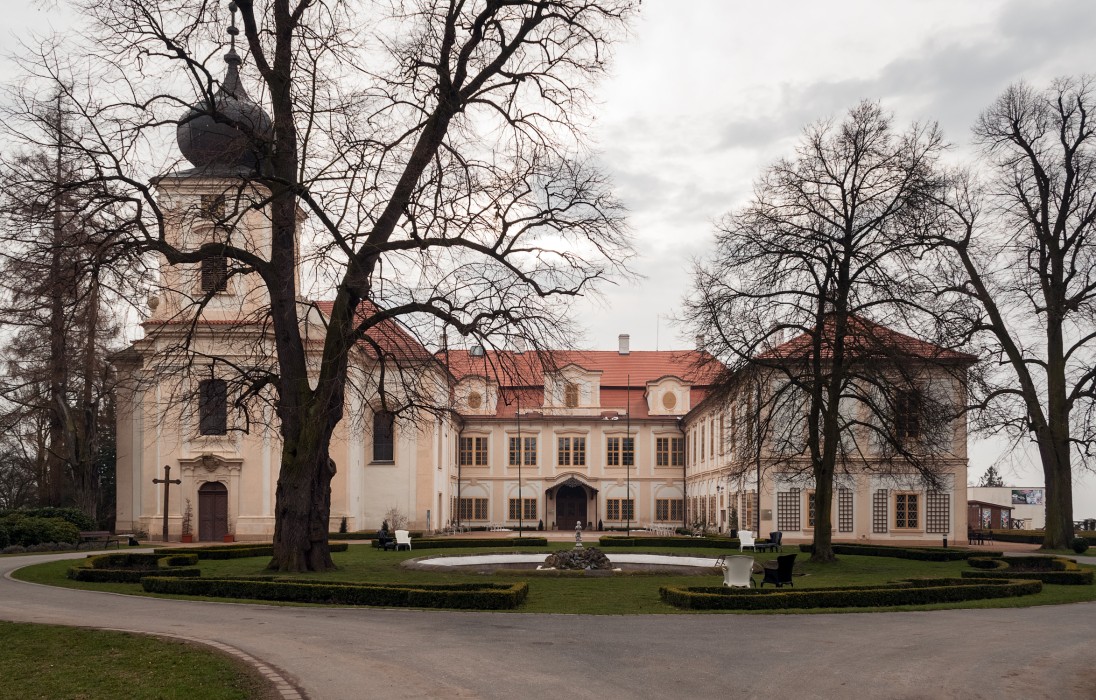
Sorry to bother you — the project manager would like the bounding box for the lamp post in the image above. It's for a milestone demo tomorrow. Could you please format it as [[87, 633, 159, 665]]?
[[517, 391, 523, 539], [626, 374, 631, 537]]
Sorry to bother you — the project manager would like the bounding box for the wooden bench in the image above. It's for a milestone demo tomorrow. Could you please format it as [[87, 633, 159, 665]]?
[[77, 531, 123, 550]]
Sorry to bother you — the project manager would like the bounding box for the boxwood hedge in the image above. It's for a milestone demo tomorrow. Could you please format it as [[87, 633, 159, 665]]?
[[799, 543, 1000, 561], [154, 542, 349, 559], [599, 536, 738, 549], [140, 576, 529, 609], [399, 537, 548, 549], [660, 577, 1042, 610], [68, 552, 201, 583], [963, 556, 1094, 585]]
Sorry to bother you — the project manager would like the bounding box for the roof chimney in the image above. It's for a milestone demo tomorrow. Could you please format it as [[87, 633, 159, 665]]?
[[695, 334, 705, 351], [618, 333, 630, 355]]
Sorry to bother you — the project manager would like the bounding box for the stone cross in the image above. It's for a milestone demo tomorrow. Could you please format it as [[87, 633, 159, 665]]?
[[152, 465, 181, 542]]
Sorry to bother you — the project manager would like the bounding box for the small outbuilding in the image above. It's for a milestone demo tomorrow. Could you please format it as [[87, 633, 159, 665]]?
[[967, 500, 1013, 531]]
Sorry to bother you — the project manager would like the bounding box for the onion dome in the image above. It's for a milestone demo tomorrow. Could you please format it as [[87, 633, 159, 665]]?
[[176, 3, 272, 171]]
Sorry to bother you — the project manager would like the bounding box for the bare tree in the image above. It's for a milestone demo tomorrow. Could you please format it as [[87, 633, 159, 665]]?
[[21, 0, 636, 571], [687, 102, 971, 562], [931, 77, 1096, 549], [0, 78, 127, 523]]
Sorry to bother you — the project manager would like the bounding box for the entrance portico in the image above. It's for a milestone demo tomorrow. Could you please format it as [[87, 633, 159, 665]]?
[[546, 475, 598, 530]]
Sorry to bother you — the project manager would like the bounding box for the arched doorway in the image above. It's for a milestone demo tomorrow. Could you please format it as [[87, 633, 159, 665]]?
[[198, 481, 228, 541], [555, 485, 587, 530]]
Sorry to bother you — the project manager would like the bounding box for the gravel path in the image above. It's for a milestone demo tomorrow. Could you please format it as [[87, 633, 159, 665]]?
[[3, 551, 1094, 699]]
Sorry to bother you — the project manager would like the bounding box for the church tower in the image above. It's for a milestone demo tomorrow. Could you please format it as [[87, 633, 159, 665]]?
[[149, 2, 278, 324]]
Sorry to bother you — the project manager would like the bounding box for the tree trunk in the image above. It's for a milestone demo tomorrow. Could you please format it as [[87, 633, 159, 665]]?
[[268, 426, 337, 572], [810, 471, 836, 563], [1039, 423, 1074, 550]]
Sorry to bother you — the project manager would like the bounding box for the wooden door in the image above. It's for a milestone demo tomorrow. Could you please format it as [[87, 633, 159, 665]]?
[[198, 482, 228, 541], [555, 485, 587, 530]]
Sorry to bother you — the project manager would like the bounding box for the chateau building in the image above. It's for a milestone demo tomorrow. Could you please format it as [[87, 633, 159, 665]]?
[[113, 39, 972, 544]]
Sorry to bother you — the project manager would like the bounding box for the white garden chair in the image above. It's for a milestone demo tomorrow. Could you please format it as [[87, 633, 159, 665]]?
[[395, 529, 412, 551], [721, 555, 756, 588], [738, 530, 756, 552]]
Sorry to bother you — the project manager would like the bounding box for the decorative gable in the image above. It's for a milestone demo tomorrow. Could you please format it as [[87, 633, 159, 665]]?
[[646, 376, 690, 416], [456, 376, 497, 415]]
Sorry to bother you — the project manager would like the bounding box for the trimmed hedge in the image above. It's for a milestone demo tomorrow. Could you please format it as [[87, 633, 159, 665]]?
[[400, 537, 548, 549], [660, 577, 1042, 610], [599, 536, 738, 550], [799, 543, 1000, 561], [68, 552, 201, 583], [963, 556, 1094, 585], [141, 576, 529, 609], [337, 531, 425, 541], [0, 507, 96, 531], [154, 543, 349, 559]]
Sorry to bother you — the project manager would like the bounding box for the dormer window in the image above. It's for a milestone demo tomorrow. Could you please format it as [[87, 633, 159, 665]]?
[[662, 392, 677, 410], [564, 383, 579, 408], [201, 255, 228, 293]]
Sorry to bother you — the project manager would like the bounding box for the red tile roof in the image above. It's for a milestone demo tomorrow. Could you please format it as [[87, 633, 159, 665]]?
[[308, 300, 433, 360], [441, 349, 720, 387], [759, 315, 976, 363]]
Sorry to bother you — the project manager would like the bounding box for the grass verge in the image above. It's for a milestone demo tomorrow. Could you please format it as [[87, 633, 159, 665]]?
[[0, 621, 281, 699], [14, 544, 1096, 614]]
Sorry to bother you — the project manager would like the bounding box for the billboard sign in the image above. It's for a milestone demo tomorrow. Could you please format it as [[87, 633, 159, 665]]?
[[1011, 488, 1044, 506]]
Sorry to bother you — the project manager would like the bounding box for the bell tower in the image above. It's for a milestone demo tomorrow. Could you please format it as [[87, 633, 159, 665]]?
[[150, 2, 277, 324]]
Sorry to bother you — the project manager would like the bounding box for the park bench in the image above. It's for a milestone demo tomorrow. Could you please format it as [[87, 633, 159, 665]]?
[[77, 531, 124, 549]]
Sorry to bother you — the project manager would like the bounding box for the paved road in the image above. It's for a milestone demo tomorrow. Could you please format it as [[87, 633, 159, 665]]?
[[3, 551, 1095, 700]]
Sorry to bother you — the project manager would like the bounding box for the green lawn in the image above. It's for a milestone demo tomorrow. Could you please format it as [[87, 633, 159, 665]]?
[[0, 621, 279, 699], [15, 543, 1096, 614]]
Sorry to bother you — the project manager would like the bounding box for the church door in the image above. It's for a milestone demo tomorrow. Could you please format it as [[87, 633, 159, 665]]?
[[555, 485, 587, 530], [198, 482, 229, 541]]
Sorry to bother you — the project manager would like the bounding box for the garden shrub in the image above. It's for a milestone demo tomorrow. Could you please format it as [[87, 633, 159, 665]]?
[[1072, 537, 1089, 554], [68, 552, 201, 583], [141, 576, 529, 609], [0, 507, 96, 531], [962, 556, 1093, 585], [0, 514, 80, 547], [799, 543, 999, 561], [660, 577, 1042, 610]]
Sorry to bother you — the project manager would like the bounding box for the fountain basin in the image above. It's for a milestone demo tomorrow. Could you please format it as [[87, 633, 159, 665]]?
[[405, 552, 722, 575]]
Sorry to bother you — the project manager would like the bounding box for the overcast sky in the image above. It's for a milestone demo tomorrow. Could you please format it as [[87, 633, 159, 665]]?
[[4, 0, 1096, 510]]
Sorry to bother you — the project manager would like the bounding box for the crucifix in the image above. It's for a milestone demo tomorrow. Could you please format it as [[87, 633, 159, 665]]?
[[152, 465, 181, 542]]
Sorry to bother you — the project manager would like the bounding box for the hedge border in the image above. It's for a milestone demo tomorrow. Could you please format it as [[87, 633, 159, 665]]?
[[154, 542, 349, 559], [140, 576, 529, 609], [399, 537, 548, 550], [799, 543, 1001, 561], [963, 556, 1093, 585], [67, 552, 201, 583], [599, 536, 738, 549], [659, 577, 1042, 610]]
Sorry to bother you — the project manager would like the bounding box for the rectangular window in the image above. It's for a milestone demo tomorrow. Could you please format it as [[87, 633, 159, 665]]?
[[606, 437, 634, 466], [777, 489, 801, 531], [656, 438, 670, 467], [807, 491, 817, 529], [507, 498, 537, 520], [508, 436, 537, 466], [873, 490, 889, 533], [896, 390, 922, 441], [719, 414, 725, 455], [200, 255, 228, 293], [198, 378, 227, 435], [838, 487, 854, 532], [741, 492, 756, 531], [458, 498, 489, 521], [458, 437, 487, 466], [709, 496, 716, 524], [700, 425, 706, 460], [671, 438, 685, 466], [895, 493, 919, 529], [606, 498, 634, 521], [373, 410, 395, 462], [926, 491, 950, 534], [557, 437, 586, 466]]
